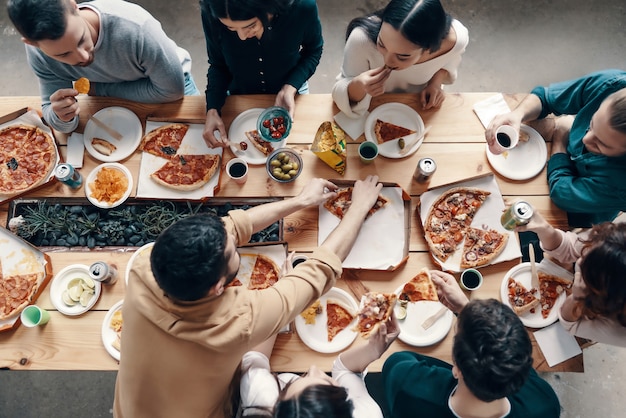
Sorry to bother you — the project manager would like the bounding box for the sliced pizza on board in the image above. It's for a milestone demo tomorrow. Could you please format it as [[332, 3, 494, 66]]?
[[460, 227, 508, 269], [150, 154, 220, 191], [247, 254, 281, 290], [353, 292, 397, 339], [139, 123, 189, 158], [323, 188, 389, 220]]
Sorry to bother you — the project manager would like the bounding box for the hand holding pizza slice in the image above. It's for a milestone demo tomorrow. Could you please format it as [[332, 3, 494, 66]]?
[[353, 291, 397, 339], [399, 267, 439, 303]]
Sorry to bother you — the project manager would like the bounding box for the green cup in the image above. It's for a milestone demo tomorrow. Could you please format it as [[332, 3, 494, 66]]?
[[20, 305, 51, 327]]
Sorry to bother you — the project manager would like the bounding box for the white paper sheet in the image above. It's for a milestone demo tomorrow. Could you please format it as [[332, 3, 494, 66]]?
[[472, 93, 511, 129], [534, 322, 582, 367], [333, 111, 370, 140]]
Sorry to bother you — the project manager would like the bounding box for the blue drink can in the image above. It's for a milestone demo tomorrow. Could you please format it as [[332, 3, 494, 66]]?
[[55, 163, 83, 189]]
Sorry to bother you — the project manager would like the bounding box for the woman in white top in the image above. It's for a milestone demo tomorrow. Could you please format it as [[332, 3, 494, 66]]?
[[521, 212, 626, 347], [332, 0, 468, 118]]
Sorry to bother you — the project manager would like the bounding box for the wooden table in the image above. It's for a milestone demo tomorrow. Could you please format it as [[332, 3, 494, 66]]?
[[0, 93, 582, 372]]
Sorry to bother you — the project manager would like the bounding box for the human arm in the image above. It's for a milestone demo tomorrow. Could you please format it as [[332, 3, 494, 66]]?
[[559, 260, 586, 322], [419, 69, 448, 110], [429, 270, 469, 314], [515, 210, 564, 251], [202, 109, 229, 148], [485, 94, 543, 154], [201, 7, 232, 113], [274, 84, 298, 119], [339, 315, 400, 373]]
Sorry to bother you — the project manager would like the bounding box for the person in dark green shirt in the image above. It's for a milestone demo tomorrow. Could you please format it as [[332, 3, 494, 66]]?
[[382, 270, 561, 418]]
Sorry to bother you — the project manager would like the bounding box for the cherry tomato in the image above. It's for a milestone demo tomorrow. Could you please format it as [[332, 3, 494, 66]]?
[[239, 141, 248, 150], [277, 125, 286, 134], [262, 119, 271, 128], [271, 131, 282, 139]]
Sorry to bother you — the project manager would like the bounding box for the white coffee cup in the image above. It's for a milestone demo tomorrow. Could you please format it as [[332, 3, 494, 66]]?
[[492, 125, 519, 154], [226, 158, 248, 184], [460, 268, 483, 291]]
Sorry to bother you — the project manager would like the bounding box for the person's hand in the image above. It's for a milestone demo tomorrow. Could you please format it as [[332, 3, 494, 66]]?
[[295, 178, 338, 207], [202, 109, 229, 148], [50, 88, 80, 122], [430, 270, 469, 314], [368, 314, 400, 358], [282, 251, 295, 277], [550, 115, 574, 156], [485, 112, 523, 155], [419, 84, 445, 110], [274, 85, 297, 119], [572, 258, 588, 300], [515, 208, 550, 233], [348, 175, 384, 218], [353, 66, 392, 98]]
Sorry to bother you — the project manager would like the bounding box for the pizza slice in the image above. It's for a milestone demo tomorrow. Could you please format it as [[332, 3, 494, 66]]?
[[506, 277, 540, 315], [245, 130, 274, 156], [399, 267, 439, 302], [326, 300, 355, 342], [538, 272, 572, 319], [150, 154, 220, 191], [323, 188, 389, 220], [353, 292, 397, 339], [0, 272, 42, 320], [373, 119, 416, 144], [139, 123, 189, 158], [248, 254, 280, 290], [460, 227, 508, 269]]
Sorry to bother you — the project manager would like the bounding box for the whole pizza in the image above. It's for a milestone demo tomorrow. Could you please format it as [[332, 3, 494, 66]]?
[[0, 124, 57, 195]]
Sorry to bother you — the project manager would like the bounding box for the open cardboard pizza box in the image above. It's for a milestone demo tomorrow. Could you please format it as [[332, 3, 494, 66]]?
[[318, 180, 410, 271], [418, 173, 522, 272], [0, 108, 61, 205], [0, 225, 53, 332], [135, 119, 223, 201]]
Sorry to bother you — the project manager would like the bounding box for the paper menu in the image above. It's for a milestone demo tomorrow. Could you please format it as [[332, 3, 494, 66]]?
[[534, 322, 582, 367]]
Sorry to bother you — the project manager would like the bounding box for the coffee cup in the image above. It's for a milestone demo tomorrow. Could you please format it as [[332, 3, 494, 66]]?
[[291, 255, 308, 268], [492, 125, 519, 154], [226, 158, 248, 184], [358, 141, 378, 164], [20, 305, 51, 327], [460, 268, 483, 291]]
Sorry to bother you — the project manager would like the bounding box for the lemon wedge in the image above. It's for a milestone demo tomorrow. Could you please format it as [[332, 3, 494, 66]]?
[[396, 306, 407, 320], [81, 277, 96, 289], [62, 289, 76, 306], [79, 290, 94, 307], [68, 284, 83, 301]]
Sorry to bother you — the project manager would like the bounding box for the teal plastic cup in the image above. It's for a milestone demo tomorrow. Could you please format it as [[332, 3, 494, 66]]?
[[20, 305, 51, 327]]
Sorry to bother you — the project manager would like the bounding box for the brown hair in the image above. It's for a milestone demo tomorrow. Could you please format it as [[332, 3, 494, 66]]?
[[608, 89, 626, 135]]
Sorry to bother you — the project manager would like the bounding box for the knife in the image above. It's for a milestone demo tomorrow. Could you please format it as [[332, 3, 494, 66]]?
[[398, 125, 431, 155], [88, 114, 123, 141], [529, 243, 539, 289], [421, 305, 448, 330]]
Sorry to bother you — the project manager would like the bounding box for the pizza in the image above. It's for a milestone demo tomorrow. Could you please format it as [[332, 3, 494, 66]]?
[[0, 124, 57, 195], [323, 188, 389, 220], [326, 300, 355, 342], [91, 137, 117, 156], [245, 130, 274, 156], [150, 154, 220, 191], [248, 254, 280, 290], [399, 267, 439, 302], [506, 277, 539, 315], [460, 227, 508, 269], [0, 269, 42, 321], [373, 119, 416, 144], [424, 187, 491, 261], [139, 123, 189, 158], [538, 272, 572, 318], [353, 292, 397, 339]]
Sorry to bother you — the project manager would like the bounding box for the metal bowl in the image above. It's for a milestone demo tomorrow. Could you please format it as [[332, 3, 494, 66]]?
[[257, 106, 292, 142], [266, 148, 303, 183]]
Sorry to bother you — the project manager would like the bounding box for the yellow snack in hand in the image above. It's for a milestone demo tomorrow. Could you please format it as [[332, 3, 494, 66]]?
[[74, 77, 90, 94]]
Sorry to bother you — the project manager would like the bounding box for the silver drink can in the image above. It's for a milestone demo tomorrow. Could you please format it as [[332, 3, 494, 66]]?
[[89, 261, 118, 284], [54, 163, 83, 189], [413, 157, 437, 183], [501, 201, 534, 230]]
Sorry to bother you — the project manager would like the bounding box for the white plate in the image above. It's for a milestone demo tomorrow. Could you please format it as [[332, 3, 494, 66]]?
[[500, 262, 570, 328], [294, 287, 358, 354], [84, 106, 142, 162], [228, 108, 287, 165], [102, 299, 123, 361], [364, 103, 425, 158], [125, 242, 154, 285], [85, 162, 133, 208], [49, 264, 101, 316], [393, 285, 454, 346], [485, 125, 547, 180]]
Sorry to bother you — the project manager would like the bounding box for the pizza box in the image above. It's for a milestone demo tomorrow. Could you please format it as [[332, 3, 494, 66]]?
[[0, 108, 61, 206], [418, 173, 522, 272], [0, 225, 53, 332], [135, 120, 223, 201], [318, 180, 411, 271]]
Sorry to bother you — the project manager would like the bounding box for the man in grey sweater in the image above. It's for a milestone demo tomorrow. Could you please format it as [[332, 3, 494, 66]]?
[[7, 0, 199, 133]]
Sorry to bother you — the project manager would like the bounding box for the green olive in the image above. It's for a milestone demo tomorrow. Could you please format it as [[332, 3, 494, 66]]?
[[277, 152, 287, 161], [398, 138, 405, 149], [281, 163, 293, 172], [288, 170, 298, 176], [270, 159, 282, 167], [291, 162, 299, 171], [282, 173, 292, 180]]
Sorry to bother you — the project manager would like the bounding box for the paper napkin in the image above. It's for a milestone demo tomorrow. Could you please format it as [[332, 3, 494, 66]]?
[[333, 110, 370, 140], [534, 322, 582, 367], [472, 93, 511, 129], [66, 132, 85, 168]]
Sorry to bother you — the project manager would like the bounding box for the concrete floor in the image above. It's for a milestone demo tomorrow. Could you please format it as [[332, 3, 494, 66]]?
[[0, 0, 625, 416]]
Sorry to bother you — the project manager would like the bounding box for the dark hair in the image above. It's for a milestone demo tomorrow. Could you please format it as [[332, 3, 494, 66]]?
[[7, 0, 75, 41], [452, 299, 532, 402], [346, 0, 452, 53], [150, 214, 228, 301], [579, 222, 626, 326], [608, 89, 626, 135], [200, 0, 294, 27], [273, 383, 354, 418]]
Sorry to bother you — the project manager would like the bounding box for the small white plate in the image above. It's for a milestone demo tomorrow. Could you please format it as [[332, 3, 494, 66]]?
[[125, 242, 154, 285], [102, 299, 123, 361], [364, 103, 425, 158], [49, 264, 101, 316], [294, 287, 358, 354], [486, 125, 548, 180], [500, 262, 571, 328], [84, 107, 142, 162], [228, 108, 287, 165], [85, 162, 133, 208], [393, 285, 453, 346]]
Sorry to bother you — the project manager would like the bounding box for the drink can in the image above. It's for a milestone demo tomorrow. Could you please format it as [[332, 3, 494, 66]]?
[[55, 163, 83, 189], [413, 157, 437, 183], [89, 261, 118, 285], [500, 201, 533, 230]]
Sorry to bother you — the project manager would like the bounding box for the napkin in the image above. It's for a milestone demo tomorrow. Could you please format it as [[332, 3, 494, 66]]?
[[472, 93, 511, 129], [66, 133, 85, 168], [333, 110, 369, 140], [534, 322, 582, 367]]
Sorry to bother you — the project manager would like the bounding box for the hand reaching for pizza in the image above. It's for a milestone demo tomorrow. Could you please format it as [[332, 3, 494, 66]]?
[[296, 178, 339, 207], [202, 109, 229, 148], [367, 315, 400, 357], [349, 175, 384, 219], [430, 270, 469, 314]]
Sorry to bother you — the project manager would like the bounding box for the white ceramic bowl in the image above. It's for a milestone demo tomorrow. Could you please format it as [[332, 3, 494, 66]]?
[[85, 162, 133, 208]]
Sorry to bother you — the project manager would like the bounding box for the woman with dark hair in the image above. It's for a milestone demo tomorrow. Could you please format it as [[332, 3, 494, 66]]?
[[332, 0, 468, 117], [521, 211, 626, 346], [237, 299, 399, 418], [199, 0, 323, 148]]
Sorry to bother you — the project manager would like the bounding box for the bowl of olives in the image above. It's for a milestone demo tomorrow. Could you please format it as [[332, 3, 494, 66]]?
[[266, 148, 303, 183]]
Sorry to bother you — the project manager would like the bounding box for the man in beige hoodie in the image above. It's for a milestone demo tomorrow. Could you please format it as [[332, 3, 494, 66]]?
[[113, 176, 383, 418]]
